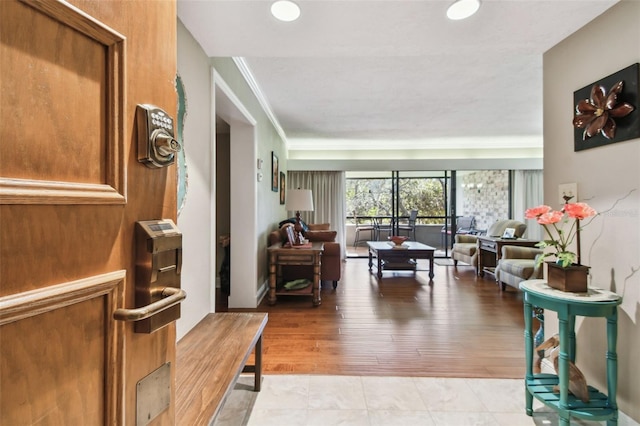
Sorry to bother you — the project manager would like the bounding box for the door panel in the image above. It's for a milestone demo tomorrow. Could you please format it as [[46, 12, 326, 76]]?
[[0, 0, 126, 205], [0, 271, 124, 425], [3, 304, 106, 425], [0, 0, 178, 424], [1, 0, 106, 183]]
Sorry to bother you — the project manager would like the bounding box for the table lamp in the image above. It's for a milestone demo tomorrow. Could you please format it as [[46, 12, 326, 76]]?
[[285, 189, 314, 244]]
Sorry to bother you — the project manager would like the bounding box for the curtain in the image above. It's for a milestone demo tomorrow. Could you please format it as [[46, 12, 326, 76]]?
[[513, 170, 544, 241], [288, 171, 347, 259]]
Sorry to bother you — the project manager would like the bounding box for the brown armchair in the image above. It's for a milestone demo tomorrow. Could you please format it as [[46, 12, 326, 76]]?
[[268, 223, 342, 288]]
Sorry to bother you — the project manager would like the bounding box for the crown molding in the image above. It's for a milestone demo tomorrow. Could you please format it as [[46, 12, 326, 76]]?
[[233, 57, 289, 150]]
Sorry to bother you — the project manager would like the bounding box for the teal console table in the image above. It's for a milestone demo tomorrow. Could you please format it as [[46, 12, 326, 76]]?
[[520, 279, 622, 425]]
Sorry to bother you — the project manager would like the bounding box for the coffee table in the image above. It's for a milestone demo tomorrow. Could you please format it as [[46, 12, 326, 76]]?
[[367, 241, 435, 279]]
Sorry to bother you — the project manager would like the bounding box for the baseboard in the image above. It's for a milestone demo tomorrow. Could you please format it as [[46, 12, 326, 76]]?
[[256, 279, 268, 305]]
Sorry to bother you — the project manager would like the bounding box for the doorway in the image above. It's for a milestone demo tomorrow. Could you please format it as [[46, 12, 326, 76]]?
[[215, 117, 231, 308], [212, 71, 258, 308]]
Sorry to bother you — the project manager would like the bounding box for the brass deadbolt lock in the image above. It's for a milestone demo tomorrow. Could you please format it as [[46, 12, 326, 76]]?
[[136, 104, 182, 168]]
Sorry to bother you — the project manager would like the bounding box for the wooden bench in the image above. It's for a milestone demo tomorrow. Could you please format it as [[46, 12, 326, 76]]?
[[176, 312, 268, 425]]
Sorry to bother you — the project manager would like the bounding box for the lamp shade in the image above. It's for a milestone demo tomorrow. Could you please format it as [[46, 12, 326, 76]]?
[[285, 189, 314, 212]]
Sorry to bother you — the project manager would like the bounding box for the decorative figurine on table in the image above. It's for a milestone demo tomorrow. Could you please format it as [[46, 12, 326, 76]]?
[[535, 335, 590, 403]]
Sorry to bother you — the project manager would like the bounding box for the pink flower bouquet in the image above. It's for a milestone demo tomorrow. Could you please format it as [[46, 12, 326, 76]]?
[[525, 202, 597, 267]]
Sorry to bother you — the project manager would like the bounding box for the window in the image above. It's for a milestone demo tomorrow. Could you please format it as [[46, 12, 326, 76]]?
[[345, 170, 515, 255], [346, 171, 448, 224], [346, 172, 392, 220]]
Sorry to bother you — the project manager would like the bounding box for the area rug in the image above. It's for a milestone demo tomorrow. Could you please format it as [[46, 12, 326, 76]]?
[[434, 258, 455, 266]]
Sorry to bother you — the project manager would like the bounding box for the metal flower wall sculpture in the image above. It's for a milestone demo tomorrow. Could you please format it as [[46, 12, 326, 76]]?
[[573, 81, 635, 140]]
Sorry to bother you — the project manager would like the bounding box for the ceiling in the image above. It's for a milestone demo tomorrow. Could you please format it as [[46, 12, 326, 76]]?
[[178, 0, 618, 152]]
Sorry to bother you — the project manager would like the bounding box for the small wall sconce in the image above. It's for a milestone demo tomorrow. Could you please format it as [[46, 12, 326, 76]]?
[[461, 182, 483, 192]]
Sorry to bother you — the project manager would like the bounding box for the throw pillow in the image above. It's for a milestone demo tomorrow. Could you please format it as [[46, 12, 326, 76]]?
[[279, 217, 309, 232], [278, 218, 295, 227]]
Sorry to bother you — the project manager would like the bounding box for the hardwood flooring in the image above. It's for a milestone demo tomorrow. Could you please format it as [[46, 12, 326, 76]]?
[[217, 258, 534, 379]]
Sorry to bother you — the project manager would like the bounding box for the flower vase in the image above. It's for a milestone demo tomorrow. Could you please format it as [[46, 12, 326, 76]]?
[[546, 262, 589, 293]]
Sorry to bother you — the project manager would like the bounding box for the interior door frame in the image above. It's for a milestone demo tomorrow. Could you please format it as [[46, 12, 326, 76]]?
[[211, 70, 259, 309]]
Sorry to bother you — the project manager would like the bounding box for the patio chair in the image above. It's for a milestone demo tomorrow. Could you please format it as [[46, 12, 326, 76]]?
[[353, 213, 375, 247], [397, 209, 418, 240], [441, 215, 477, 247], [374, 216, 394, 240]]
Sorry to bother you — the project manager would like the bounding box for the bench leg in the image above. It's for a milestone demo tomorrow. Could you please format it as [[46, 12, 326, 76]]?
[[255, 334, 262, 391]]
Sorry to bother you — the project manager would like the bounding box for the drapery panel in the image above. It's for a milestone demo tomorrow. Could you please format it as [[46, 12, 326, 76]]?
[[288, 171, 347, 259], [513, 170, 544, 241]]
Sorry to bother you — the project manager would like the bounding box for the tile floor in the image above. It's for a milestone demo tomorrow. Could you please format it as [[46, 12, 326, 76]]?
[[213, 374, 638, 426]]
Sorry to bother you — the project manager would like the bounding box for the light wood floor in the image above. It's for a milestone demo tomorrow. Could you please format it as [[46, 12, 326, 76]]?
[[217, 258, 535, 379]]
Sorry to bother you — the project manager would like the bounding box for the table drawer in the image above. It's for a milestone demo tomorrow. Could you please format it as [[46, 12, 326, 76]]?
[[276, 253, 315, 264], [479, 240, 497, 252]]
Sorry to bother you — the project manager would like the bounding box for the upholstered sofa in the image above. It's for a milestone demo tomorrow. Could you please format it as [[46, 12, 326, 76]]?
[[268, 223, 342, 288], [495, 245, 544, 291], [452, 219, 528, 273]]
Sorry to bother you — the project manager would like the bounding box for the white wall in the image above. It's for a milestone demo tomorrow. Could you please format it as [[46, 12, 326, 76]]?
[[176, 20, 214, 339], [543, 1, 640, 421]]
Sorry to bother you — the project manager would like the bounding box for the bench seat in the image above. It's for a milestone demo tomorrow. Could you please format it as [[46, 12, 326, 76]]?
[[176, 312, 268, 425]]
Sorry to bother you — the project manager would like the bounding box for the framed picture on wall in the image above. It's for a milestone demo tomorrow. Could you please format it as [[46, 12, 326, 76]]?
[[271, 151, 279, 192], [279, 172, 286, 204]]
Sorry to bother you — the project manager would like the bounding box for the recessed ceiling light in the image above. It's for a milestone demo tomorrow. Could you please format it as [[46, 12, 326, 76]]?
[[447, 0, 480, 20], [271, 0, 301, 22]]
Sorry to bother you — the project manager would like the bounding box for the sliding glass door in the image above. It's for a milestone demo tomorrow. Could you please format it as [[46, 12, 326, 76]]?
[[346, 171, 452, 255]]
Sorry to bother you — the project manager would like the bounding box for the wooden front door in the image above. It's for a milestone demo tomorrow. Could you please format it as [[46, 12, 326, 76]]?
[[1, 1, 179, 424]]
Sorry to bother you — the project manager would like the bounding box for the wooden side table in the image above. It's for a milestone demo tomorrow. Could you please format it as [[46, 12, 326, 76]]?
[[267, 242, 324, 306], [477, 236, 538, 277], [520, 279, 622, 425]]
